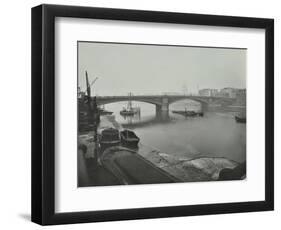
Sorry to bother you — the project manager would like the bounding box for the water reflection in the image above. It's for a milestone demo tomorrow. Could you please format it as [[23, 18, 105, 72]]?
[[105, 100, 202, 124], [120, 113, 141, 125]]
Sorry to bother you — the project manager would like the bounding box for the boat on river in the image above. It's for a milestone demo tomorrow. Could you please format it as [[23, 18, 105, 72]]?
[[120, 92, 140, 116], [98, 105, 113, 115], [235, 111, 246, 123], [99, 108, 113, 115], [235, 115, 246, 123], [99, 127, 120, 147], [120, 129, 140, 147], [120, 109, 136, 116], [172, 108, 204, 117]]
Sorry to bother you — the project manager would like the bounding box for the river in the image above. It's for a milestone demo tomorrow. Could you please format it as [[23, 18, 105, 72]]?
[[104, 100, 246, 163]]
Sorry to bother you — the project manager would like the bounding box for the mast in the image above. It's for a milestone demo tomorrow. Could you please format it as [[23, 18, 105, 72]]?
[[85, 70, 98, 98], [127, 92, 133, 110], [86, 71, 91, 98]]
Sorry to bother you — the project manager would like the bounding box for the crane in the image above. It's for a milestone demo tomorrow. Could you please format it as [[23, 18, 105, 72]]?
[[85, 71, 98, 97], [90, 76, 98, 87]]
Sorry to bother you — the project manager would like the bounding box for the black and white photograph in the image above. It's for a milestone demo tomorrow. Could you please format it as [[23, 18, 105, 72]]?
[[29, 3, 274, 226], [77, 41, 247, 187]]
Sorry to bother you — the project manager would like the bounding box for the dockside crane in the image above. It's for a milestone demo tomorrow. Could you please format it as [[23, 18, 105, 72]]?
[[85, 71, 100, 165], [85, 70, 98, 98]]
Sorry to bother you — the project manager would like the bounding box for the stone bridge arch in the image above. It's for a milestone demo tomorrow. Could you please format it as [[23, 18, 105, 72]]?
[[95, 95, 234, 116], [167, 97, 209, 112]]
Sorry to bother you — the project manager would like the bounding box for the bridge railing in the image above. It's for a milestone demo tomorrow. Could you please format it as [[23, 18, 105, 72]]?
[[95, 94, 232, 100]]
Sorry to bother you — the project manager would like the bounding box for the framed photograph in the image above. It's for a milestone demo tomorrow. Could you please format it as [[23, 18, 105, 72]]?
[[31, 4, 274, 225]]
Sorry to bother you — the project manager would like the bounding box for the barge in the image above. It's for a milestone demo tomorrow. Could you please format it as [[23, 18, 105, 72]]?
[[120, 129, 140, 147]]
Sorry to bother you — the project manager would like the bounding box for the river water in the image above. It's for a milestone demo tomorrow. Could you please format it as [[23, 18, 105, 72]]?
[[105, 100, 246, 163]]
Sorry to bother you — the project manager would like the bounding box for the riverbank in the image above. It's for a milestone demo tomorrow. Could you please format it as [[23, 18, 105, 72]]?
[[138, 145, 240, 181], [78, 115, 245, 186]]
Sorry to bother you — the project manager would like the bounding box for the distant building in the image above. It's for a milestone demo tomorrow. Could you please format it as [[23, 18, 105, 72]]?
[[235, 89, 246, 105], [199, 88, 218, 97], [219, 88, 237, 98], [162, 92, 181, 95]]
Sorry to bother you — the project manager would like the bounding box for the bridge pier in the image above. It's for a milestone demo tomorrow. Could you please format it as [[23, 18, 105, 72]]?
[[156, 98, 169, 120], [201, 103, 209, 112]]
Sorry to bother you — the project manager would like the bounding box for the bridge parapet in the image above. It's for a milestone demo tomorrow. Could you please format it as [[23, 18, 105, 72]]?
[[95, 95, 235, 113]]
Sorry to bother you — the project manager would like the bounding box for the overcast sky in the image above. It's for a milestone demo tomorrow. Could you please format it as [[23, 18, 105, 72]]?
[[78, 42, 246, 96]]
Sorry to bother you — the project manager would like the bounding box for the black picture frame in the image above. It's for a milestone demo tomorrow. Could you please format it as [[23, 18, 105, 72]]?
[[31, 4, 274, 225]]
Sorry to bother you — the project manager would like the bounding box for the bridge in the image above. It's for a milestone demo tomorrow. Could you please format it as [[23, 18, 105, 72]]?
[[96, 94, 235, 115]]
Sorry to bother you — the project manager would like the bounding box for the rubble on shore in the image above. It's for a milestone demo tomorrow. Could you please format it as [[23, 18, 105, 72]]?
[[78, 115, 245, 183], [137, 146, 241, 182]]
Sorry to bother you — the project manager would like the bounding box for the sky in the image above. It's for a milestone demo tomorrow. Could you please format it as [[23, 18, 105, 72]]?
[[78, 42, 246, 96]]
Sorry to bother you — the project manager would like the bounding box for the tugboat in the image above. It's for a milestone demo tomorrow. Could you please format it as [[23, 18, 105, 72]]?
[[98, 105, 113, 115], [99, 127, 120, 148], [120, 129, 140, 147], [100, 109, 113, 115], [120, 108, 136, 116], [172, 108, 204, 117], [235, 115, 246, 123], [120, 93, 139, 116], [235, 112, 246, 123]]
